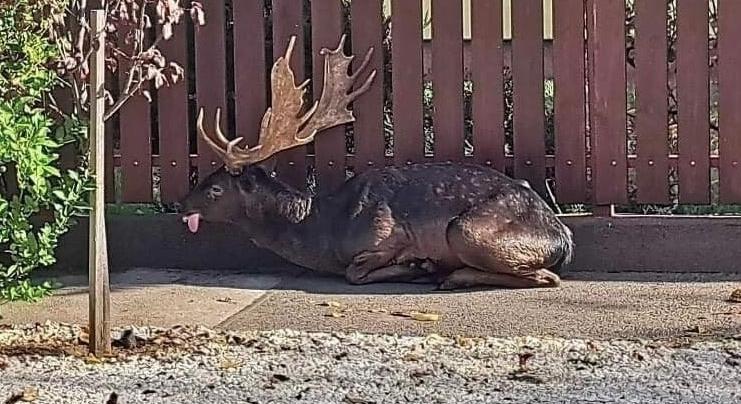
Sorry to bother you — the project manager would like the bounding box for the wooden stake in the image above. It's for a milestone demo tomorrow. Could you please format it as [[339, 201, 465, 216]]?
[[88, 9, 111, 356]]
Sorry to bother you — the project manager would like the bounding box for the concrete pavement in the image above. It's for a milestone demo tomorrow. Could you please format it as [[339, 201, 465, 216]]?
[[1, 267, 740, 339]]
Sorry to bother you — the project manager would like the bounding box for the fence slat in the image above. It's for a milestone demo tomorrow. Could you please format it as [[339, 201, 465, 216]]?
[[553, 0, 586, 203], [634, 0, 669, 203], [677, 0, 709, 204], [471, 0, 504, 169], [272, 0, 307, 188], [157, 22, 190, 204], [351, 0, 385, 173], [587, 0, 627, 204], [119, 25, 152, 203], [432, 0, 464, 161], [511, 0, 545, 194], [194, 0, 227, 179], [391, 0, 424, 164], [234, 0, 266, 149], [311, 0, 345, 190], [718, 0, 741, 203]]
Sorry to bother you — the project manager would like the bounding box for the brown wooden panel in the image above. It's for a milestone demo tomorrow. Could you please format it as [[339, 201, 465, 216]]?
[[431, 0, 464, 161], [511, 0, 545, 194], [553, 0, 586, 203], [234, 0, 266, 148], [272, 0, 306, 187], [194, 0, 227, 179], [105, 70, 116, 203], [718, 0, 741, 202], [351, 0, 385, 173], [587, 0, 627, 204], [634, 0, 669, 203], [119, 24, 152, 203], [471, 0, 504, 170], [676, 0, 709, 204], [311, 0, 345, 191], [391, 0, 424, 164], [157, 22, 190, 204]]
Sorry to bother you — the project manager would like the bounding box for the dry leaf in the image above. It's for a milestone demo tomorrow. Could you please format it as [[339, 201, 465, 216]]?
[[729, 288, 741, 303], [219, 358, 241, 371], [20, 386, 38, 402], [403, 351, 423, 361], [84, 355, 102, 365], [325, 312, 344, 318], [410, 312, 440, 322]]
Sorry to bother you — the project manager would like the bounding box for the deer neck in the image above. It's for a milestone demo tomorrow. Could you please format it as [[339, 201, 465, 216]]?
[[238, 193, 343, 274]]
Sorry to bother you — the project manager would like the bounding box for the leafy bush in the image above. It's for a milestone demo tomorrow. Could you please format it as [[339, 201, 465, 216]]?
[[0, 0, 92, 301]]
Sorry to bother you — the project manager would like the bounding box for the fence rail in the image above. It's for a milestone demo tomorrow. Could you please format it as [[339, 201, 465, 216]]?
[[102, 0, 730, 212]]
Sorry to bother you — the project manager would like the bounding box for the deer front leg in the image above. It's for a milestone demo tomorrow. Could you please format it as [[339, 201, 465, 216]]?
[[346, 263, 432, 285]]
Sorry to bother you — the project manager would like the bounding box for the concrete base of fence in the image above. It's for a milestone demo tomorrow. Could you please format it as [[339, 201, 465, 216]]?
[[51, 214, 741, 275]]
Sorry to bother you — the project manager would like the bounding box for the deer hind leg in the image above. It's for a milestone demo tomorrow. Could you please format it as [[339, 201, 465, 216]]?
[[445, 205, 562, 289], [438, 267, 559, 290]]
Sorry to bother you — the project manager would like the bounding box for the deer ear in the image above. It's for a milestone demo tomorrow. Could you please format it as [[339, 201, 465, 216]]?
[[257, 158, 278, 177], [276, 190, 312, 223]]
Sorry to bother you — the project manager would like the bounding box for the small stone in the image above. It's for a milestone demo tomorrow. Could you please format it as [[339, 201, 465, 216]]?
[[728, 288, 741, 303], [115, 329, 138, 349], [271, 374, 290, 382]]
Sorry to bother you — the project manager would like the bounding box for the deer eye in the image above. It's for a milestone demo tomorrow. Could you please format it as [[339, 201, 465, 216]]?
[[208, 184, 224, 199]]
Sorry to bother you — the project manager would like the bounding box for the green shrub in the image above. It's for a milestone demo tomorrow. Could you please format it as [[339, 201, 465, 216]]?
[[0, 0, 91, 301]]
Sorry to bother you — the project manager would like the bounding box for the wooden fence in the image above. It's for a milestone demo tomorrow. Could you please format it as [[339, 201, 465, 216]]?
[[106, 0, 732, 211]]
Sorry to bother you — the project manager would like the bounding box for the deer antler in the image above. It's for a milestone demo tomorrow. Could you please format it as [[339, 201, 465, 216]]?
[[197, 34, 377, 175]]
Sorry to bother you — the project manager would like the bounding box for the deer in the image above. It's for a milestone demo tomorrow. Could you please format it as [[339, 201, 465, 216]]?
[[177, 34, 574, 290]]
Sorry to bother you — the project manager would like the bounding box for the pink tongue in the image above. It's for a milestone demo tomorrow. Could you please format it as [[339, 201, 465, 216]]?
[[186, 214, 200, 233]]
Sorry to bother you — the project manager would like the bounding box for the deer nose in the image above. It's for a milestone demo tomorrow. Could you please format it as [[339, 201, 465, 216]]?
[[172, 202, 183, 213]]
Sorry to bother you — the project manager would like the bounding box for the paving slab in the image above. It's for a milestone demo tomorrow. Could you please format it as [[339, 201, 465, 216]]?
[[219, 271, 741, 339], [2, 268, 740, 340], [0, 268, 287, 328]]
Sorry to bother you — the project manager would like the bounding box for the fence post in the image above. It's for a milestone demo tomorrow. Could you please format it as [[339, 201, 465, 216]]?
[[88, 8, 111, 356]]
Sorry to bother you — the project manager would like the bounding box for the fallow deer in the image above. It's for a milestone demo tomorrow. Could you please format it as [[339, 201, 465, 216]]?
[[178, 35, 574, 290]]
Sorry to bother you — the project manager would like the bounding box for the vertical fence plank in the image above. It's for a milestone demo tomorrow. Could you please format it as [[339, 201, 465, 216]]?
[[392, 0, 424, 164], [587, 0, 627, 205], [311, 0, 345, 190], [351, 0, 385, 173], [157, 23, 190, 203], [432, 0, 464, 161], [511, 0, 545, 194], [718, 0, 741, 203], [119, 24, 152, 203], [471, 0, 504, 169], [272, 0, 306, 187], [677, 0, 709, 204], [234, 0, 266, 149], [553, 0, 587, 203], [634, 0, 669, 203], [194, 0, 227, 179]]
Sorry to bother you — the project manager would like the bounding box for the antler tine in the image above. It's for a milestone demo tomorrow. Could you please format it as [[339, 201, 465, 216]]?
[[295, 34, 378, 141], [348, 47, 378, 102], [196, 107, 226, 159], [213, 108, 231, 145]]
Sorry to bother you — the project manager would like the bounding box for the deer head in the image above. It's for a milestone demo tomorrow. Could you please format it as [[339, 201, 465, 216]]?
[[178, 35, 376, 233]]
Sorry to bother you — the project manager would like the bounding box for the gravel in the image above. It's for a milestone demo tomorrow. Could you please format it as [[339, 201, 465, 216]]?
[[1, 323, 740, 404]]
